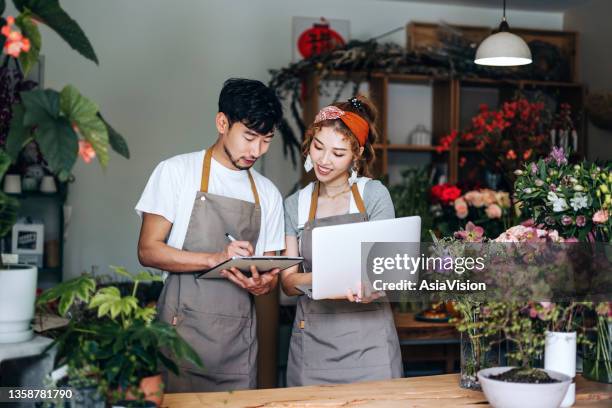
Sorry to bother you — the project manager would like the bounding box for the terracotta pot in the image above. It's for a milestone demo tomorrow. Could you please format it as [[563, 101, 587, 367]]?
[[125, 374, 164, 407]]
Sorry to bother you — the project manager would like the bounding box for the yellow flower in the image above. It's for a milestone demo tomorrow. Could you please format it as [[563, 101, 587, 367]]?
[[600, 184, 609, 194]]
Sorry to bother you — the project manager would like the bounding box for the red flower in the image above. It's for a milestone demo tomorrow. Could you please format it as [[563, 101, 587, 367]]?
[[431, 183, 461, 205]]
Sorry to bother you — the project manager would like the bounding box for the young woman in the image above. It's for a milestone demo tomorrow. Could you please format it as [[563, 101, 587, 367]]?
[[282, 96, 402, 386]]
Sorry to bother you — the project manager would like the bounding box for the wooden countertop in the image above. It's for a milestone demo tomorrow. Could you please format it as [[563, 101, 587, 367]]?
[[161, 374, 612, 408]]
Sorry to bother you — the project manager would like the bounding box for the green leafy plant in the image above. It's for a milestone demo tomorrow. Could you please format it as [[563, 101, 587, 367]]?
[[0, 0, 129, 254], [387, 167, 433, 241], [37, 267, 202, 403]]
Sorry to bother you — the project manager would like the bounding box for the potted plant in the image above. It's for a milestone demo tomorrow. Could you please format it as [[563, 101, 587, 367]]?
[[37, 267, 202, 406], [0, 1, 129, 343]]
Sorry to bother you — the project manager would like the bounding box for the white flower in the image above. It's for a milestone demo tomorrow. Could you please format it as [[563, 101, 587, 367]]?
[[573, 185, 584, 192], [570, 193, 588, 211], [553, 197, 569, 212]]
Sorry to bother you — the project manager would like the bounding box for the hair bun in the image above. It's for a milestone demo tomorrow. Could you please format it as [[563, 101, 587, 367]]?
[[348, 97, 364, 112]]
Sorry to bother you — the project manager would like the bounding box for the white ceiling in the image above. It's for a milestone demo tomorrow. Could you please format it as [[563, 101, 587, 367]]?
[[388, 0, 592, 12]]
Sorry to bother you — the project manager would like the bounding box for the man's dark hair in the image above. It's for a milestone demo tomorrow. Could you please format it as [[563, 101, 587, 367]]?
[[218, 78, 283, 135]]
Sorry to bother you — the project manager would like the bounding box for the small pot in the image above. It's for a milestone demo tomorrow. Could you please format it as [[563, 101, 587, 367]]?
[[0, 264, 37, 343], [477, 366, 571, 408], [124, 374, 164, 407]]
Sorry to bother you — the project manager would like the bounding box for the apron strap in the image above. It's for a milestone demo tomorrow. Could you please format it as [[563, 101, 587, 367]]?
[[351, 183, 367, 214], [200, 148, 260, 205], [307, 181, 366, 222], [307, 181, 320, 222]]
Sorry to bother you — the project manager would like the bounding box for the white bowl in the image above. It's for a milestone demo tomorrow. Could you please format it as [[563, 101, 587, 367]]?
[[477, 366, 571, 408]]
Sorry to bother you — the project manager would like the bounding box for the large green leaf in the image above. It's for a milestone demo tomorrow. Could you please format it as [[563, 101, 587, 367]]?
[[20, 89, 60, 126], [34, 116, 78, 176], [13, 0, 98, 64], [0, 151, 18, 238], [36, 275, 96, 316], [0, 148, 11, 179], [99, 114, 130, 159], [6, 103, 31, 162], [60, 85, 109, 167], [15, 11, 41, 77], [0, 191, 19, 239]]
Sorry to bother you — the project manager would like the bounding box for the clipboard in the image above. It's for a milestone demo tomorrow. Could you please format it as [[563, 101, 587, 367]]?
[[197, 256, 304, 279]]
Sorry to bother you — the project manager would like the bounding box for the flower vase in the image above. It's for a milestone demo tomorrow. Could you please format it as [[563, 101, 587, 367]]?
[[545, 331, 576, 407], [460, 330, 501, 390], [582, 320, 612, 384]]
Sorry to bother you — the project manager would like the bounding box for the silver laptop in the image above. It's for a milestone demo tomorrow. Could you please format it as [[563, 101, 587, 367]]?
[[297, 216, 421, 300]]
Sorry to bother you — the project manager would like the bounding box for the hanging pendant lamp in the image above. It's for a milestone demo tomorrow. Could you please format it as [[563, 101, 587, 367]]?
[[474, 0, 532, 66]]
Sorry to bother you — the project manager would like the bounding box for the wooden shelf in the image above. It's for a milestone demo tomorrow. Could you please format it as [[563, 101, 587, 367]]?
[[459, 77, 581, 88], [375, 144, 443, 152], [301, 33, 585, 186]]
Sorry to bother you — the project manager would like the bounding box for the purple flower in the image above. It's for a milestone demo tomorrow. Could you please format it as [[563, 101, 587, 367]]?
[[545, 216, 556, 226], [550, 183, 557, 192], [531, 163, 538, 175], [549, 146, 568, 166], [561, 215, 573, 226], [576, 215, 586, 227]]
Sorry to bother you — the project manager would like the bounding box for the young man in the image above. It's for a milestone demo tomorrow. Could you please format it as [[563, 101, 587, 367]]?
[[135, 78, 285, 392]]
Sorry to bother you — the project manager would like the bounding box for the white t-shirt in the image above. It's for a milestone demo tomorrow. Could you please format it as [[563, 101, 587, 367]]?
[[135, 149, 285, 255]]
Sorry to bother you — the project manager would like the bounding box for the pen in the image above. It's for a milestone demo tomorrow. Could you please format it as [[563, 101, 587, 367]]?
[[225, 233, 237, 242]]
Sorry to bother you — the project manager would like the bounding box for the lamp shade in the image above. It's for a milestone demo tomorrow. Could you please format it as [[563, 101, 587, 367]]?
[[474, 31, 532, 66]]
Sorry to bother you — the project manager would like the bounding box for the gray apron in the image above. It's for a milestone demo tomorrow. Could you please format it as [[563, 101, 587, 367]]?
[[286, 181, 403, 386], [156, 147, 261, 392]]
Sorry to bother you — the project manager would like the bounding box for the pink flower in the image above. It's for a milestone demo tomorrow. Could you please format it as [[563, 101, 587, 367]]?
[[482, 190, 497, 206], [485, 203, 502, 219], [561, 215, 573, 226], [454, 221, 485, 242], [576, 215, 586, 227], [78, 140, 96, 163], [593, 209, 609, 224], [454, 198, 468, 219], [1, 16, 31, 58], [464, 191, 485, 208]]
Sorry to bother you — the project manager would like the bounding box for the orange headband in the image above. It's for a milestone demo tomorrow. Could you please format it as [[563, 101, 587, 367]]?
[[314, 105, 369, 147]]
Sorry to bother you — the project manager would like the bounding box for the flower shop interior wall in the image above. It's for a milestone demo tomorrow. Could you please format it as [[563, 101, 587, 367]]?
[[0, 0, 564, 281], [564, 0, 612, 163]]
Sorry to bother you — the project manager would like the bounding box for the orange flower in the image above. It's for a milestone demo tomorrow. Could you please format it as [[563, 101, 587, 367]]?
[[523, 148, 533, 160], [78, 140, 96, 164], [1, 16, 31, 58], [506, 149, 517, 160]]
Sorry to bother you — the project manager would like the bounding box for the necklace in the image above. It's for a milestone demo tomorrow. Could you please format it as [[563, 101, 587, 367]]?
[[322, 184, 350, 199]]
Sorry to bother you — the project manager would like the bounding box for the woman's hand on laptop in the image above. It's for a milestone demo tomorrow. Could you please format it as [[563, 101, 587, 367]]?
[[346, 283, 385, 304]]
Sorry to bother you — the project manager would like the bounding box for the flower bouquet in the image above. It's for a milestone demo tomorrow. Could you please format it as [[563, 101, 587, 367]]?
[[514, 147, 611, 242], [430, 183, 513, 239]]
